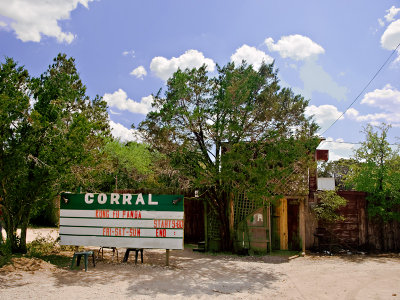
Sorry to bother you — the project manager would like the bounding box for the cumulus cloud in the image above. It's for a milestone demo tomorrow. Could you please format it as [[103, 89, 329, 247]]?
[[264, 34, 346, 101], [361, 84, 400, 110], [0, 0, 93, 43], [299, 59, 348, 101], [130, 66, 147, 79], [109, 120, 140, 142], [103, 89, 154, 115], [381, 19, 400, 50], [384, 6, 400, 23], [318, 137, 357, 161], [265, 34, 325, 61], [230, 44, 273, 70], [305, 104, 344, 132], [380, 16, 400, 63], [150, 49, 215, 81], [347, 85, 400, 126]]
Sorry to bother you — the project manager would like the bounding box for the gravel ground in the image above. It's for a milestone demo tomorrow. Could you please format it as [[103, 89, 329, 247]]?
[[0, 228, 399, 300]]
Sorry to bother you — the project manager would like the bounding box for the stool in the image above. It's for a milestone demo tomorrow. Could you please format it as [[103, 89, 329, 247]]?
[[98, 247, 118, 261], [123, 248, 143, 264], [71, 251, 96, 271]]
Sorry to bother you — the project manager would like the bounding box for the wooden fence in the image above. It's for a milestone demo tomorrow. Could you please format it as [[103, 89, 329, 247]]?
[[311, 191, 400, 252]]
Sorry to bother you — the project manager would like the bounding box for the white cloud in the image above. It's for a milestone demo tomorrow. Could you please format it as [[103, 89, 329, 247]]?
[[318, 137, 357, 161], [265, 34, 325, 61], [264, 35, 346, 101], [346, 85, 400, 126], [122, 50, 135, 57], [361, 84, 400, 110], [378, 18, 385, 27], [230, 44, 273, 70], [0, 21, 6, 27], [109, 120, 140, 142], [381, 19, 400, 50], [385, 6, 400, 23], [109, 109, 121, 115], [299, 59, 348, 101], [150, 49, 215, 81], [0, 0, 93, 43], [130, 66, 147, 79], [305, 104, 343, 132], [103, 89, 154, 115]]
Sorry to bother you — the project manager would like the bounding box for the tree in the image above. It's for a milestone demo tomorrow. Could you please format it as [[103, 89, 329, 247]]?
[[138, 62, 319, 250], [318, 158, 358, 189], [345, 124, 400, 249], [0, 54, 110, 253], [102, 140, 157, 191]]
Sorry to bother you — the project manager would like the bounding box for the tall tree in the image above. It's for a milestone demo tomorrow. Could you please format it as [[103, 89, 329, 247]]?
[[345, 124, 400, 249], [0, 54, 110, 253], [318, 158, 358, 189], [139, 62, 319, 250]]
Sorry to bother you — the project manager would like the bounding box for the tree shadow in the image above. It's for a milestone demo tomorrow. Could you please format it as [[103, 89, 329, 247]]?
[[52, 249, 282, 297]]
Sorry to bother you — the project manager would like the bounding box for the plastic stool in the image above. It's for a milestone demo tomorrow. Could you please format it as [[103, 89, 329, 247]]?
[[71, 251, 96, 271]]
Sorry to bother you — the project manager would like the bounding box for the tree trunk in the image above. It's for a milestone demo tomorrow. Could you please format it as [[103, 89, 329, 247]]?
[[3, 204, 31, 253], [379, 218, 385, 252], [6, 224, 18, 253], [19, 217, 29, 254], [218, 193, 233, 252]]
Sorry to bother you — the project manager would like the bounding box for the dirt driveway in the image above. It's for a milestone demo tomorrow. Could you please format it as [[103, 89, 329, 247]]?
[[1, 229, 400, 299]]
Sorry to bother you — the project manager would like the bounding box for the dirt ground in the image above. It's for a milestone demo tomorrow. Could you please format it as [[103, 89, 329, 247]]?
[[1, 229, 400, 300]]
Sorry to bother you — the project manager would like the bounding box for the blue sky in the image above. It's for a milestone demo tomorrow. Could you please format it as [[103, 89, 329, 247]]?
[[1, 0, 400, 161]]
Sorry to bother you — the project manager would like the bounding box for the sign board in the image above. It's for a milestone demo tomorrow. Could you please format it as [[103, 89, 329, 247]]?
[[317, 177, 335, 191], [59, 193, 184, 250]]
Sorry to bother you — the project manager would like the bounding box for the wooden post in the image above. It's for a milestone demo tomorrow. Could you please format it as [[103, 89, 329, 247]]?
[[268, 204, 272, 254], [279, 198, 288, 250], [300, 197, 306, 255], [166, 249, 170, 266], [204, 201, 208, 251]]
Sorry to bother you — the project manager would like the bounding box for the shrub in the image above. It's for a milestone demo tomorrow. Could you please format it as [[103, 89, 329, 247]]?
[[313, 190, 347, 223]]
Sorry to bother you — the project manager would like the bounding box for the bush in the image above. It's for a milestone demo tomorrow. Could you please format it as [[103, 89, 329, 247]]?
[[27, 234, 58, 257], [313, 190, 347, 223], [0, 238, 13, 267]]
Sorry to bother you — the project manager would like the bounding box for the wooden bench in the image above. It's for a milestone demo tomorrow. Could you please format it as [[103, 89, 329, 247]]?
[[70, 251, 96, 271]]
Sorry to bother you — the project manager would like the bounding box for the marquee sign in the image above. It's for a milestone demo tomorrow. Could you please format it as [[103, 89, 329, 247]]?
[[59, 193, 184, 250]]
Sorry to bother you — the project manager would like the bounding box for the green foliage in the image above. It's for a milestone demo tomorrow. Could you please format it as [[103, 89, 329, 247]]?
[[27, 234, 57, 257], [103, 140, 156, 190], [313, 190, 347, 223], [26, 234, 75, 268], [0, 242, 12, 267], [318, 158, 358, 190], [139, 61, 319, 250], [345, 124, 400, 222], [0, 54, 110, 253]]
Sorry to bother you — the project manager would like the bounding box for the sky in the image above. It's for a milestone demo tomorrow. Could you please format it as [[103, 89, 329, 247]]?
[[1, 0, 400, 161]]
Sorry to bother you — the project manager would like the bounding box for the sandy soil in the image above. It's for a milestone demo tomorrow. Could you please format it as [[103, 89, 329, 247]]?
[[1, 229, 400, 300]]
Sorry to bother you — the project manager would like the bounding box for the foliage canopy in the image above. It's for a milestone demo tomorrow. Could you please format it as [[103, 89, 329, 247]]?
[[345, 124, 400, 222], [0, 54, 110, 253], [139, 62, 319, 249]]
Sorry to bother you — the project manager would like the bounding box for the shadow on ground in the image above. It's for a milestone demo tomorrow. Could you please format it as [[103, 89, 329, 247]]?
[[52, 248, 283, 297]]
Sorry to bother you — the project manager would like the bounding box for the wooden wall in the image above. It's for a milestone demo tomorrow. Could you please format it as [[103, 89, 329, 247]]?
[[184, 199, 205, 243], [307, 190, 400, 252]]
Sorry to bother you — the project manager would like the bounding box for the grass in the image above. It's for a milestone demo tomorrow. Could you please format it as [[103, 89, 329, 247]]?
[[31, 253, 72, 268], [0, 232, 76, 269]]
